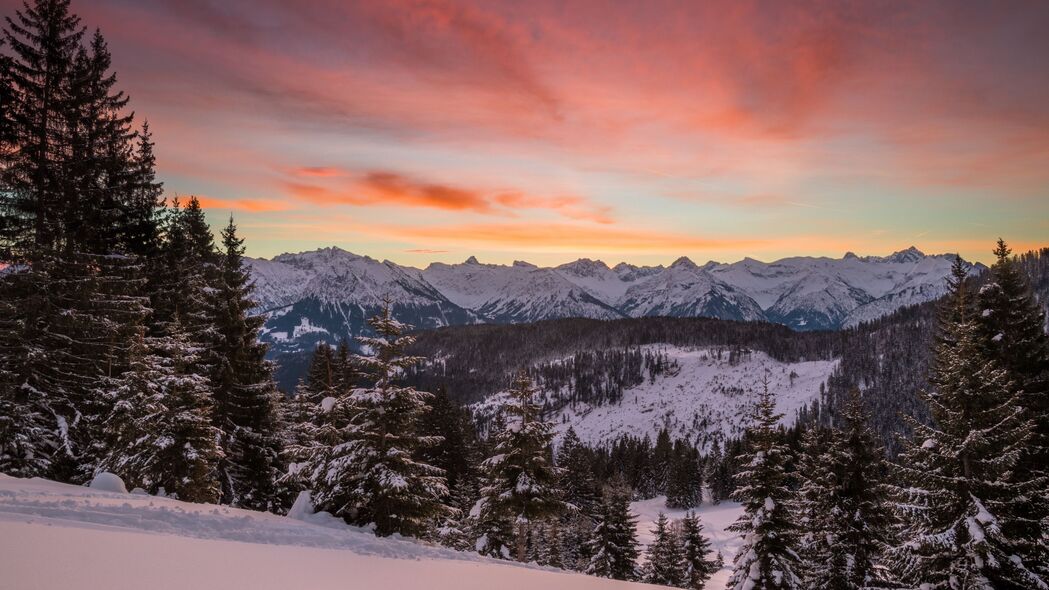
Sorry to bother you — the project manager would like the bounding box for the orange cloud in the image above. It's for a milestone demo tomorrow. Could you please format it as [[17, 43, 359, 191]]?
[[284, 169, 614, 223], [195, 196, 291, 213]]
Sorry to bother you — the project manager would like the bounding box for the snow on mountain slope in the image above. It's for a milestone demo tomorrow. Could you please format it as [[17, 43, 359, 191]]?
[[247, 248, 476, 354], [423, 257, 624, 323], [617, 258, 766, 322], [472, 345, 837, 451], [0, 475, 657, 590], [553, 258, 652, 301], [247, 246, 978, 354]]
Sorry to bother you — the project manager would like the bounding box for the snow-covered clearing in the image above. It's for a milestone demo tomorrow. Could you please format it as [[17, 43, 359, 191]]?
[[549, 346, 837, 449], [631, 496, 744, 589], [0, 475, 663, 590]]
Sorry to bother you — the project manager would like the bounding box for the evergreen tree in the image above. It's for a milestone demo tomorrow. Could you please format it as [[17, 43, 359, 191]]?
[[209, 217, 284, 511], [476, 372, 564, 561], [704, 439, 731, 505], [975, 239, 1049, 555], [586, 478, 640, 581], [309, 303, 448, 537], [652, 428, 673, 494], [680, 511, 720, 589], [889, 257, 1047, 589], [644, 512, 687, 587], [0, 0, 83, 257], [726, 378, 802, 590], [558, 427, 601, 518], [666, 440, 702, 509], [96, 319, 223, 502]]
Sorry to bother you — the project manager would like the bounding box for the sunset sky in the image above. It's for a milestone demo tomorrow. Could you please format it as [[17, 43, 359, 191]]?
[[11, 0, 1047, 266]]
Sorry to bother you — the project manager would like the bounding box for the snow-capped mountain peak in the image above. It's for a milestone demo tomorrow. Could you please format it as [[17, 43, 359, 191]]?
[[248, 247, 984, 352]]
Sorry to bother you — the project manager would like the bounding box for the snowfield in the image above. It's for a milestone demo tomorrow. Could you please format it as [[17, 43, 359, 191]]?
[[0, 475, 744, 590], [472, 346, 838, 451]]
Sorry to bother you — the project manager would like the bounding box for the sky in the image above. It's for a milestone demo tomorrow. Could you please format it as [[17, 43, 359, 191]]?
[[7, 0, 1048, 266]]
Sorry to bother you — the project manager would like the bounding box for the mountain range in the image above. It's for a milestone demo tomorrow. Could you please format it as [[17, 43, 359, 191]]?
[[247, 246, 981, 354]]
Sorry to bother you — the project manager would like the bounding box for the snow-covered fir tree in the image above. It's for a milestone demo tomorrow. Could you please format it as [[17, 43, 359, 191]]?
[[208, 217, 284, 511], [585, 478, 640, 581], [889, 256, 1047, 589], [680, 511, 721, 589], [96, 319, 223, 502], [558, 426, 601, 518], [975, 239, 1049, 565], [726, 377, 803, 590], [644, 512, 687, 587], [476, 372, 564, 561], [309, 303, 448, 537], [795, 388, 893, 589]]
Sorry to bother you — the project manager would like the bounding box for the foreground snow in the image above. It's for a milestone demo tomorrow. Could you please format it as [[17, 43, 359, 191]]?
[[0, 475, 670, 590]]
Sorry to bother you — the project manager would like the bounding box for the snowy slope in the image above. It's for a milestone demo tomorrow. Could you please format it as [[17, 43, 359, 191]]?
[[472, 345, 837, 451], [0, 475, 663, 590]]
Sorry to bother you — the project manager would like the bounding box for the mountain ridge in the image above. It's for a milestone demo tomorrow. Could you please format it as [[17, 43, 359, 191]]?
[[247, 246, 984, 354]]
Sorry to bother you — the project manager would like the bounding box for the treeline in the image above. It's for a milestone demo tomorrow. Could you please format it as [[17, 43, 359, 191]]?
[[0, 0, 282, 507]]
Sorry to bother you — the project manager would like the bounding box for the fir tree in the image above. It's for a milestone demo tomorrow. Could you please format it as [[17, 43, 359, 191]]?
[[726, 378, 803, 590], [557, 426, 601, 518], [680, 511, 720, 589], [0, 0, 83, 257], [96, 319, 223, 502], [975, 239, 1049, 557], [889, 258, 1048, 589], [666, 440, 702, 509], [586, 478, 640, 581], [476, 372, 564, 561], [704, 439, 731, 505], [310, 303, 448, 537], [644, 512, 687, 587], [209, 217, 284, 511]]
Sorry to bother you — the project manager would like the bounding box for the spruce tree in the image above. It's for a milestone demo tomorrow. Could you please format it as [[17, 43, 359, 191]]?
[[309, 303, 448, 537], [726, 379, 802, 590], [476, 373, 564, 561], [889, 257, 1047, 589], [976, 239, 1049, 557], [558, 427, 601, 518], [680, 511, 720, 589], [209, 217, 284, 511], [704, 439, 731, 505], [0, 0, 83, 257], [645, 512, 687, 587], [586, 478, 640, 581], [666, 440, 702, 509], [96, 319, 223, 502]]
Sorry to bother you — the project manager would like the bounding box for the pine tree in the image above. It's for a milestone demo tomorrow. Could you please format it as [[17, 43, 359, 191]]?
[[209, 217, 284, 511], [705, 439, 731, 504], [652, 428, 673, 494], [309, 303, 448, 537], [680, 511, 720, 589], [96, 319, 223, 502], [726, 378, 803, 590], [558, 427, 601, 518], [476, 372, 564, 561], [666, 440, 702, 509], [975, 239, 1049, 560], [586, 478, 640, 581], [0, 0, 84, 257], [645, 512, 687, 587], [889, 256, 1047, 589], [795, 389, 893, 589], [679, 510, 721, 587]]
